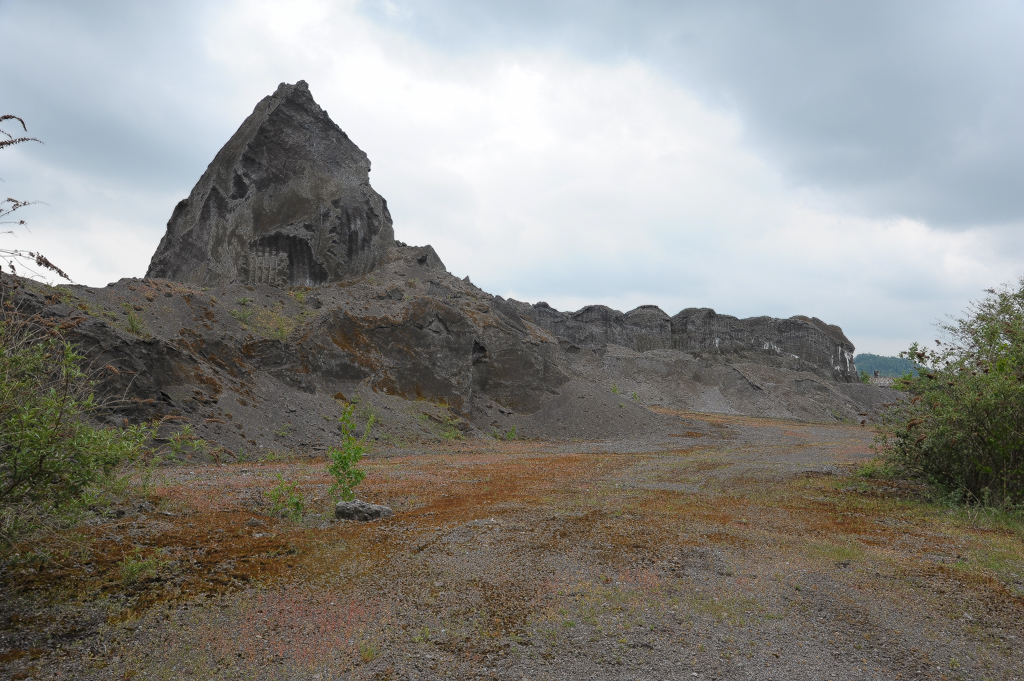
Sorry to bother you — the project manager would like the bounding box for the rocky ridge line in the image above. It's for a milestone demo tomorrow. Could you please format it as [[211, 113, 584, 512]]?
[[510, 301, 857, 383]]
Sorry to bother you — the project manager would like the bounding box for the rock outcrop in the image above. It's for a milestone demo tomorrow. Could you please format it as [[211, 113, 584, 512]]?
[[509, 302, 857, 383], [146, 81, 394, 287]]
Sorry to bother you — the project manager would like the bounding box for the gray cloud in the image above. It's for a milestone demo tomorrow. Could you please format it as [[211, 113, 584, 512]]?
[[2, 0, 1020, 358], [361, 0, 1024, 228], [3, 0, 241, 192]]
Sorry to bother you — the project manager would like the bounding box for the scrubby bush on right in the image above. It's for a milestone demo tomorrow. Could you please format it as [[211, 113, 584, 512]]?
[[876, 278, 1024, 508]]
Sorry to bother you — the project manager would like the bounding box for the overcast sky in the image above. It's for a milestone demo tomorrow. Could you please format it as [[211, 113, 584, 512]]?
[[3, 0, 1022, 355]]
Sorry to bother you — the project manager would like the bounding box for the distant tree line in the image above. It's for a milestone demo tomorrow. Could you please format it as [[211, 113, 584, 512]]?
[[855, 353, 917, 378]]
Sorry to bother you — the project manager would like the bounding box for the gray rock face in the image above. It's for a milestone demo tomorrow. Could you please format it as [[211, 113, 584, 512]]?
[[509, 301, 857, 383], [146, 81, 394, 287], [335, 500, 393, 521]]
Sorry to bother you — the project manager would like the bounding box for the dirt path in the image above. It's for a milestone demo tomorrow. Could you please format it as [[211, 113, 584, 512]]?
[[2, 412, 1022, 680]]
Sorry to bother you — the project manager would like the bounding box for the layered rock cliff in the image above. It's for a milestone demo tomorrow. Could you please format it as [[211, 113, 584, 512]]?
[[509, 301, 858, 383]]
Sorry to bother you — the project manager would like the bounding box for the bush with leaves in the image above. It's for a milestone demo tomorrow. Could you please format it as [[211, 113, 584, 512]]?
[[267, 474, 305, 520], [326, 404, 369, 502], [1, 296, 147, 518], [876, 278, 1024, 508]]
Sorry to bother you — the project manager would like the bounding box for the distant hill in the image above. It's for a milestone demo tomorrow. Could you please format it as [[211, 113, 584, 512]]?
[[854, 353, 917, 378]]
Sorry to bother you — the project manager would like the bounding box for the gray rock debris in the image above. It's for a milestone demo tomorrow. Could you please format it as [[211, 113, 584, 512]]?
[[335, 500, 394, 522], [147, 80, 395, 288]]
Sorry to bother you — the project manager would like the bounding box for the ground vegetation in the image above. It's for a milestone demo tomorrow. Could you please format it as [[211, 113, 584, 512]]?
[[1, 413, 1020, 679]]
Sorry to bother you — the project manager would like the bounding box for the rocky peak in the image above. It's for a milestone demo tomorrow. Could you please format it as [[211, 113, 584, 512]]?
[[146, 80, 395, 287]]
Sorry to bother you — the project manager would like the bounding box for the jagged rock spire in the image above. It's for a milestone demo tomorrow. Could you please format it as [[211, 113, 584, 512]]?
[[147, 80, 394, 287]]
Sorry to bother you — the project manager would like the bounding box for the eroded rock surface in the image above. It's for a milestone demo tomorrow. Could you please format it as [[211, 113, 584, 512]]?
[[146, 80, 394, 288]]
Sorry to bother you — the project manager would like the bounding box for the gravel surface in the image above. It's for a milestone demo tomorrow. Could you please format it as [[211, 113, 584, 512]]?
[[2, 412, 1022, 680]]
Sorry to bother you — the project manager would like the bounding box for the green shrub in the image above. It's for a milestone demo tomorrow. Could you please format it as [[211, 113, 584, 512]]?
[[876, 278, 1024, 508], [126, 311, 144, 336], [267, 474, 305, 520], [326, 403, 368, 502], [230, 308, 253, 324], [1, 302, 147, 511], [122, 303, 146, 337], [165, 424, 207, 459], [119, 547, 166, 584], [490, 426, 517, 441], [359, 641, 380, 662], [857, 460, 898, 480], [437, 413, 465, 440]]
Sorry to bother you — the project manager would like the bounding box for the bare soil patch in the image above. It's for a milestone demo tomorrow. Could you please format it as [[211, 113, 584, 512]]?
[[2, 414, 1022, 680]]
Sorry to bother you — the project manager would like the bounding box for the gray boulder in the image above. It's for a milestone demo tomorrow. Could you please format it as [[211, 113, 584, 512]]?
[[146, 80, 394, 287], [335, 499, 394, 522]]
